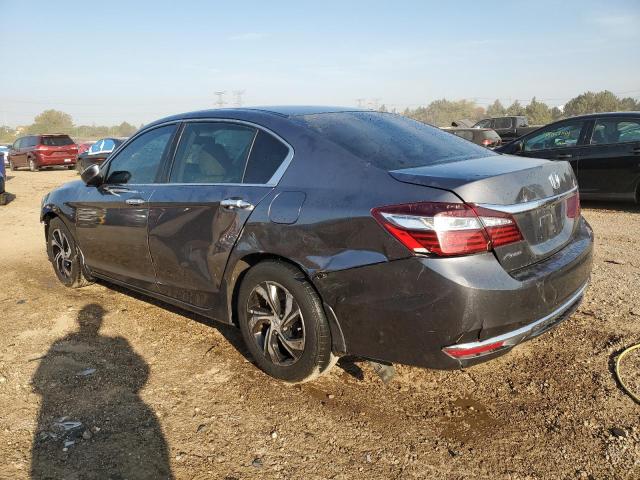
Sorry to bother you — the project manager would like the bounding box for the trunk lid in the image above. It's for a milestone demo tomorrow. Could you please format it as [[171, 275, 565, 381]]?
[[389, 155, 579, 271]]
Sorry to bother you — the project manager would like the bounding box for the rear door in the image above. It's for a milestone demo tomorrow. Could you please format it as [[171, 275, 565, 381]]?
[[74, 123, 179, 290], [147, 120, 292, 309], [9, 138, 24, 167], [577, 116, 640, 200], [518, 118, 587, 176]]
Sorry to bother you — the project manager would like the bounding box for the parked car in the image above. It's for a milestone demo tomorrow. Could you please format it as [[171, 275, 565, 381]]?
[[41, 107, 593, 383], [0, 145, 10, 166], [474, 116, 540, 143], [76, 138, 125, 173], [442, 127, 501, 148], [496, 112, 640, 202], [9, 134, 78, 171], [0, 152, 5, 194], [76, 142, 95, 156]]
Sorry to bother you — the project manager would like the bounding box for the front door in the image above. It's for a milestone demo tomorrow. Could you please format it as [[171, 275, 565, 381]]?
[[578, 116, 640, 200], [147, 120, 291, 310], [74, 123, 179, 290]]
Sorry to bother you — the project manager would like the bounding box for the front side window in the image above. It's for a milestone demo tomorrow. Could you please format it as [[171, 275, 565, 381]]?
[[105, 124, 176, 184], [169, 122, 256, 184], [494, 117, 512, 129], [475, 119, 492, 128], [524, 121, 584, 152], [591, 118, 640, 145]]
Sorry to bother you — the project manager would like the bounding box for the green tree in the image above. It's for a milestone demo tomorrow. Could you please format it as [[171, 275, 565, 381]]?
[[525, 97, 552, 125], [486, 99, 506, 117], [563, 90, 620, 116], [619, 96, 640, 111], [405, 99, 484, 127], [506, 100, 525, 116], [550, 106, 564, 122], [28, 109, 74, 134]]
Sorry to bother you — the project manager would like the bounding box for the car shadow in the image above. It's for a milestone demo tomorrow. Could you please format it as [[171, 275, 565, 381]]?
[[30, 303, 173, 479], [0, 192, 16, 205], [581, 200, 640, 213], [94, 279, 252, 361]]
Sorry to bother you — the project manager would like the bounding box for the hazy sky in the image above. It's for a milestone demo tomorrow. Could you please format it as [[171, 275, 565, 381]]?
[[1, 0, 638, 127]]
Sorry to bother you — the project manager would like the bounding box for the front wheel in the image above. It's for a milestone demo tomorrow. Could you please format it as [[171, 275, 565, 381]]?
[[47, 218, 93, 288], [237, 261, 335, 383], [29, 158, 39, 172]]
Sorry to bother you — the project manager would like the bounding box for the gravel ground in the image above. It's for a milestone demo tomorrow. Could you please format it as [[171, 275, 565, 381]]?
[[0, 169, 638, 480]]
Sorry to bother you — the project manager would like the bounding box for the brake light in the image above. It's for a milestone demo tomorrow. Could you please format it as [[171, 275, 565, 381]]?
[[566, 192, 580, 218], [372, 202, 523, 257], [481, 138, 493, 146]]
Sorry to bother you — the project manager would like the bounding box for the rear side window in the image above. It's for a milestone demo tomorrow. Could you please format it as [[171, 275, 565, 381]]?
[[591, 118, 640, 145], [41, 136, 74, 146], [493, 117, 512, 129], [243, 131, 289, 184], [169, 122, 257, 184], [298, 112, 494, 171]]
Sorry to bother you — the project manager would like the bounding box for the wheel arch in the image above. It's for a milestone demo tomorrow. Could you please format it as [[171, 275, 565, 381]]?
[[225, 252, 347, 356]]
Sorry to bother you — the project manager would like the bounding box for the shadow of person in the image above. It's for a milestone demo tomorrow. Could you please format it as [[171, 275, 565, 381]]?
[[30, 304, 173, 479]]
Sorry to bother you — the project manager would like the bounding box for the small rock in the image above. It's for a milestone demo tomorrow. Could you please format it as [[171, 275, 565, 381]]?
[[251, 457, 263, 468], [327, 394, 335, 399], [76, 368, 96, 377], [91, 426, 101, 434], [16, 299, 26, 304], [366, 453, 372, 463], [604, 259, 626, 265], [270, 431, 278, 439], [610, 427, 627, 438], [448, 448, 461, 457], [82, 430, 92, 440], [0, 376, 6, 384], [196, 424, 207, 433]]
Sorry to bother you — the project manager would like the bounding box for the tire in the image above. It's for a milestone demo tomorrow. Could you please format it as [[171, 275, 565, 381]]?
[[9, 159, 16, 171], [237, 260, 334, 383], [67, 165, 75, 170], [0, 176, 4, 195], [47, 217, 93, 288], [29, 158, 39, 172]]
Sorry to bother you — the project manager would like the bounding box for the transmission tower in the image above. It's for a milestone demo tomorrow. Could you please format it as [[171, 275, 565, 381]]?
[[356, 98, 366, 108], [233, 90, 246, 107], [214, 91, 227, 108]]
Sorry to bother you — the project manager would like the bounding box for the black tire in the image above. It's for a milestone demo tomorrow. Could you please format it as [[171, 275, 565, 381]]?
[[237, 260, 335, 383], [0, 176, 4, 195], [29, 158, 39, 172], [47, 217, 93, 288]]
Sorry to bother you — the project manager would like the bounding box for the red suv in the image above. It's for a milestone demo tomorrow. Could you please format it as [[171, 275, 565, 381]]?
[[8, 134, 78, 171]]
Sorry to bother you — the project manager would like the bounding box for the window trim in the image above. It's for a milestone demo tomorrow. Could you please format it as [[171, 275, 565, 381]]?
[[588, 117, 640, 147], [163, 118, 295, 188]]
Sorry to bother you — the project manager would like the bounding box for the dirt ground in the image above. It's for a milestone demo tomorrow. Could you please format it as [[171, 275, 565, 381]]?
[[0, 169, 638, 480]]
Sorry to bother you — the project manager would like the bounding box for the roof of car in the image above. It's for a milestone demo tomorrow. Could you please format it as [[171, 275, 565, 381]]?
[[564, 111, 640, 119]]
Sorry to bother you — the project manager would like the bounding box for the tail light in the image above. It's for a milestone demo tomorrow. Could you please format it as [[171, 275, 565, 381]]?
[[481, 138, 493, 147], [566, 192, 580, 219], [443, 340, 506, 360], [371, 202, 523, 257]]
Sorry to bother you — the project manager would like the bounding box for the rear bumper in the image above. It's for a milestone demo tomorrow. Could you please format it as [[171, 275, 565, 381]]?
[[314, 217, 593, 369], [35, 153, 76, 166]]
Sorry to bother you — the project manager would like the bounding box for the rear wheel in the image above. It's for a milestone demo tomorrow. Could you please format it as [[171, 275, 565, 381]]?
[[29, 158, 39, 172], [237, 261, 334, 383], [47, 218, 93, 288]]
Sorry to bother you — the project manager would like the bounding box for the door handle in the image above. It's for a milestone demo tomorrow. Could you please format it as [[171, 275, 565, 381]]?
[[556, 154, 572, 159], [632, 147, 640, 154], [220, 198, 255, 210], [125, 198, 146, 206]]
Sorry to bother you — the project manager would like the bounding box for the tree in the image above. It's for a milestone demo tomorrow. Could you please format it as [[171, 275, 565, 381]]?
[[28, 110, 74, 134], [619, 96, 640, 111], [525, 97, 552, 125], [486, 99, 506, 117], [506, 100, 525, 116], [550, 106, 563, 122], [563, 90, 620, 116], [378, 104, 388, 113], [405, 99, 484, 126], [115, 122, 137, 137]]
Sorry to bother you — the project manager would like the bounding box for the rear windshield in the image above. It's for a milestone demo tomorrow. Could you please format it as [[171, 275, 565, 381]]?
[[297, 112, 495, 170], [40, 135, 75, 146]]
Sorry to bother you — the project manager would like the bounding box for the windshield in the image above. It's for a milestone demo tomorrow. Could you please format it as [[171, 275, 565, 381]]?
[[297, 112, 495, 171], [41, 136, 75, 146]]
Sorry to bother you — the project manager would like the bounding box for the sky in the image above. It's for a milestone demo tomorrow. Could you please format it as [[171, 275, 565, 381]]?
[[0, 0, 639, 127]]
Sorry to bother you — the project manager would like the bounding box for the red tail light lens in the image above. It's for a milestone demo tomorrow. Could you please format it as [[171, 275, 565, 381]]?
[[372, 202, 523, 257], [566, 192, 580, 219], [443, 340, 506, 359], [481, 139, 492, 146]]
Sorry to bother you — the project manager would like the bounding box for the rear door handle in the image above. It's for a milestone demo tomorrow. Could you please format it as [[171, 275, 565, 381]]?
[[556, 154, 572, 159], [632, 147, 640, 154], [125, 198, 146, 206], [220, 198, 255, 210]]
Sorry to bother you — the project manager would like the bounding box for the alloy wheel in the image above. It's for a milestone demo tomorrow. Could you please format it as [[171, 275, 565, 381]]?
[[51, 229, 73, 280], [246, 281, 305, 366]]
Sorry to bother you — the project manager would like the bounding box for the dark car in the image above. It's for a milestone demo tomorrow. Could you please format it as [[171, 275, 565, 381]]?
[[76, 137, 125, 173], [8, 134, 78, 171], [442, 127, 501, 148], [40, 107, 593, 383], [0, 152, 5, 195], [496, 112, 640, 202], [474, 116, 540, 143]]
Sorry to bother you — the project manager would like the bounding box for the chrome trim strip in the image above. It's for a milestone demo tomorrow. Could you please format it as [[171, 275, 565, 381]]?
[[443, 281, 588, 354], [476, 186, 578, 214]]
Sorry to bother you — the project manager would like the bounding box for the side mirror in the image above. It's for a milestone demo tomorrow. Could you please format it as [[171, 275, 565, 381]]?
[[81, 164, 102, 186], [513, 141, 524, 154]]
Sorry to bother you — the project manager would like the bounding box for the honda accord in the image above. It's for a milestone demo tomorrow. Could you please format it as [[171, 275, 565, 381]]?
[[40, 107, 593, 382]]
